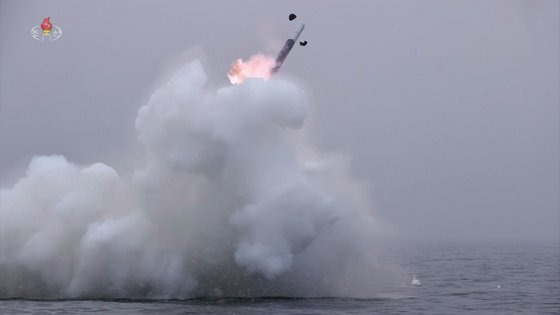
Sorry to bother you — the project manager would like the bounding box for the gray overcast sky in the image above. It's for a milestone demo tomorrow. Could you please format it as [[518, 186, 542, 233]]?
[[1, 0, 558, 241]]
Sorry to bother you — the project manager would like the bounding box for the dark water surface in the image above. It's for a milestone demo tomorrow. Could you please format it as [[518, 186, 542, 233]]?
[[2, 241, 558, 314]]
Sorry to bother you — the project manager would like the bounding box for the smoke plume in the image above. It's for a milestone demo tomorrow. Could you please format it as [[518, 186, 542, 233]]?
[[0, 59, 394, 299]]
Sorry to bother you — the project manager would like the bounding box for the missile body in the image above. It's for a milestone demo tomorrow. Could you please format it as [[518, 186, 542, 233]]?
[[271, 23, 305, 73]]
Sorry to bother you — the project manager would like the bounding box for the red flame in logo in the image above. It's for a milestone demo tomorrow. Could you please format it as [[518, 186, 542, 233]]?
[[40, 17, 52, 31]]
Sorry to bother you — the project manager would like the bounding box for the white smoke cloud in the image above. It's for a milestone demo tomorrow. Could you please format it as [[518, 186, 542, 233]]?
[[0, 59, 395, 298]]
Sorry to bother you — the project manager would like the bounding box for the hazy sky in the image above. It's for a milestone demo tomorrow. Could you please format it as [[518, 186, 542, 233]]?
[[1, 0, 558, 241]]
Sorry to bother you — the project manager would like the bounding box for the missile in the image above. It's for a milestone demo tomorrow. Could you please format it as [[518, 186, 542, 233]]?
[[271, 23, 305, 73]]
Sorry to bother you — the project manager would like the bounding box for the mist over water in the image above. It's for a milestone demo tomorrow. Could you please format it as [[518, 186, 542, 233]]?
[[0, 60, 395, 299]]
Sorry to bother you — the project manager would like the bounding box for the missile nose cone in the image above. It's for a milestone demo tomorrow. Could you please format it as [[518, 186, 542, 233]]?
[[299, 41, 307, 46], [289, 13, 297, 21]]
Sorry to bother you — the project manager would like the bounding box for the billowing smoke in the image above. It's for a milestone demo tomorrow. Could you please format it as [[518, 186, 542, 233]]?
[[227, 54, 275, 84], [0, 59, 395, 299]]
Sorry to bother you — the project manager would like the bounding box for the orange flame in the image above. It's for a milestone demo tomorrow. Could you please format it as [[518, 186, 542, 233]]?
[[227, 54, 276, 84]]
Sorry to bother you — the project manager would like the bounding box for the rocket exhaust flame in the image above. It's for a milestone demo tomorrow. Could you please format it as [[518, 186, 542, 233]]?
[[227, 54, 276, 85], [227, 23, 305, 84]]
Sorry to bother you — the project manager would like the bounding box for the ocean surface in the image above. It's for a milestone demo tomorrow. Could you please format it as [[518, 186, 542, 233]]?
[[2, 240, 558, 314]]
